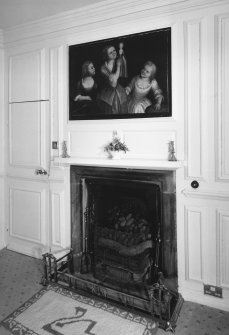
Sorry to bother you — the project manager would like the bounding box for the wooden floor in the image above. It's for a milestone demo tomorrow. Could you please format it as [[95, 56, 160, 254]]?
[[0, 248, 229, 335]]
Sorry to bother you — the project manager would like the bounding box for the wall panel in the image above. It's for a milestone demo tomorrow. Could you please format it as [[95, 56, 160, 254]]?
[[7, 180, 48, 257], [9, 49, 46, 102], [185, 207, 203, 282], [217, 210, 229, 288], [51, 193, 61, 246], [50, 45, 66, 159], [123, 130, 176, 160], [10, 188, 41, 242], [9, 185, 46, 244], [9, 101, 48, 170], [69, 130, 112, 158], [50, 181, 69, 249], [216, 14, 229, 181], [68, 129, 176, 161], [184, 19, 204, 179]]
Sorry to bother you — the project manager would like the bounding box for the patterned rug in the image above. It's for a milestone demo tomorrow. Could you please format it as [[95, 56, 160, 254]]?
[[1, 284, 158, 335]]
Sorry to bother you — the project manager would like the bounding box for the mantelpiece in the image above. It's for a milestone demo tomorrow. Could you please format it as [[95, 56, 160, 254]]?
[[54, 157, 184, 170]]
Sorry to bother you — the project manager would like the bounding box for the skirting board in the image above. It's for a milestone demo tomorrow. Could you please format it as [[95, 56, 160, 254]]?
[[6, 240, 44, 259], [180, 286, 229, 312]]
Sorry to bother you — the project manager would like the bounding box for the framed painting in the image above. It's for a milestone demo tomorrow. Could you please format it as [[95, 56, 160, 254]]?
[[69, 27, 171, 120]]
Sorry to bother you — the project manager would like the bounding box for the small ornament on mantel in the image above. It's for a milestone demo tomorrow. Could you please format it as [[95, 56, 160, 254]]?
[[168, 140, 177, 161], [61, 140, 70, 158]]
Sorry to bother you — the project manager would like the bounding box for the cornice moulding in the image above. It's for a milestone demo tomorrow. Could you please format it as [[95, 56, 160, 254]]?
[[3, 0, 228, 46]]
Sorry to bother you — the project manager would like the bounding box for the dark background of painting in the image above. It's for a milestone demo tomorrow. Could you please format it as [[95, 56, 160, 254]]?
[[69, 27, 171, 120]]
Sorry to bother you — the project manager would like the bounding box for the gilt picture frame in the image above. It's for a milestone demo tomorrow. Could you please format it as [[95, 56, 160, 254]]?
[[69, 27, 171, 120]]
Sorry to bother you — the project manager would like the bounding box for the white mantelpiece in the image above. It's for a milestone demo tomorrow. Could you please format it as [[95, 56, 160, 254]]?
[[54, 157, 183, 170]]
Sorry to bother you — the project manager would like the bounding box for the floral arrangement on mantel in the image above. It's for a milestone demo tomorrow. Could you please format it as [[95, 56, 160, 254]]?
[[104, 131, 129, 159]]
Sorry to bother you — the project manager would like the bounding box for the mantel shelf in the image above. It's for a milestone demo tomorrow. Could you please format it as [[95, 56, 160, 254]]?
[[53, 157, 184, 170]]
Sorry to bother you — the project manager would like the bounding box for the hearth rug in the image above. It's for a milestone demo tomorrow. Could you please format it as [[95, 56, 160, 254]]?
[[1, 284, 158, 335]]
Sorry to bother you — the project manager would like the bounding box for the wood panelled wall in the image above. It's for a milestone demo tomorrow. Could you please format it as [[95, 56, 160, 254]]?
[[1, 0, 229, 311]]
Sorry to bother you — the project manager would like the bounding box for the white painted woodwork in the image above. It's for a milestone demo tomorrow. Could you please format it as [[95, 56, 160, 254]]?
[[54, 157, 183, 170], [50, 47, 60, 159], [7, 179, 49, 258], [9, 101, 48, 169], [3, 0, 227, 45], [216, 14, 229, 181], [185, 207, 203, 282], [1, 0, 229, 312], [184, 19, 203, 179], [217, 210, 229, 288], [123, 130, 176, 160], [0, 178, 5, 250], [182, 189, 229, 201], [50, 45, 67, 159], [0, 45, 5, 249], [0, 47, 4, 174], [9, 49, 47, 102], [50, 180, 70, 249], [51, 193, 61, 246], [69, 129, 112, 158], [10, 189, 42, 242], [67, 124, 178, 161]]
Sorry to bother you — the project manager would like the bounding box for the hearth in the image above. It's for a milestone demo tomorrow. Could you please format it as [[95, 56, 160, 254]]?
[[42, 165, 183, 331]]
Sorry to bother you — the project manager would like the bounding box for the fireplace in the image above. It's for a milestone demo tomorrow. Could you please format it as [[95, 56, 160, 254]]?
[[69, 166, 179, 315], [42, 165, 183, 330]]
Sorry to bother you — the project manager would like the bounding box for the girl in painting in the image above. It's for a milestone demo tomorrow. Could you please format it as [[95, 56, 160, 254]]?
[[125, 61, 164, 114], [72, 61, 98, 115], [97, 45, 128, 115]]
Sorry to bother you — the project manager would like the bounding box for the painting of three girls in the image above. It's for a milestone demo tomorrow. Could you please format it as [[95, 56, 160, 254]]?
[[69, 28, 171, 120]]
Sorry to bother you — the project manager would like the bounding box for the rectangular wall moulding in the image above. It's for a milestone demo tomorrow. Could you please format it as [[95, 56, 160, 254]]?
[[216, 14, 229, 181], [9, 49, 46, 102], [51, 193, 61, 246], [49, 45, 65, 158], [9, 101, 48, 168], [69, 130, 112, 158], [184, 19, 203, 179], [218, 210, 229, 288], [9, 102, 41, 167], [185, 207, 203, 282], [10, 188, 42, 243], [50, 47, 59, 154], [123, 130, 176, 160]]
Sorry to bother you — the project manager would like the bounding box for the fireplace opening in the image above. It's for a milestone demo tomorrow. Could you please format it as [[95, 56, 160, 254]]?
[[84, 178, 162, 298], [71, 166, 177, 298]]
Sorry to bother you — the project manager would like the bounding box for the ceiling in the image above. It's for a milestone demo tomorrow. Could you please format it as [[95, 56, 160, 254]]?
[[0, 0, 104, 29]]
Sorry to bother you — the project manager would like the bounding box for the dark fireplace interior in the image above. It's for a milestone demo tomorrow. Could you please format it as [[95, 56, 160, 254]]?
[[87, 178, 161, 296], [70, 165, 178, 312]]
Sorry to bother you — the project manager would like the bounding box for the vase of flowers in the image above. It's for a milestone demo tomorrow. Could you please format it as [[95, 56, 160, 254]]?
[[104, 132, 129, 159]]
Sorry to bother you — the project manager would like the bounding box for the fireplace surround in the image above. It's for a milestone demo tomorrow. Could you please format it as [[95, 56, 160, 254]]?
[[71, 165, 177, 284], [42, 164, 183, 331]]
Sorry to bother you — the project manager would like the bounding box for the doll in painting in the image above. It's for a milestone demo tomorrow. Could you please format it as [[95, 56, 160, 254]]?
[[125, 61, 164, 114], [72, 61, 98, 115], [97, 45, 128, 115]]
